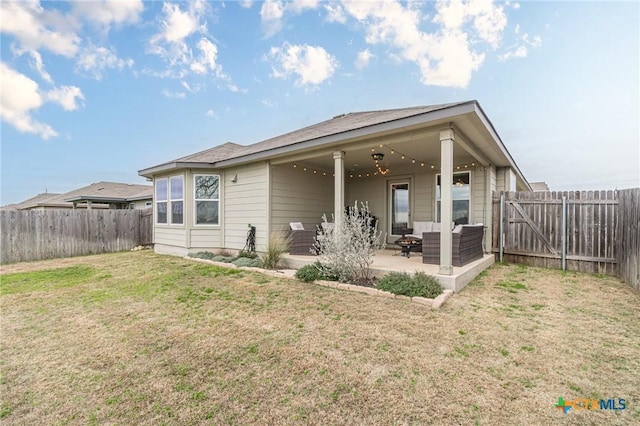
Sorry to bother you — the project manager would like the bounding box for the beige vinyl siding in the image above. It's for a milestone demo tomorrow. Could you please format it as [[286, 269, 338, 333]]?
[[155, 226, 186, 246], [224, 162, 269, 251], [414, 172, 435, 222], [471, 168, 484, 224], [346, 176, 386, 231], [271, 165, 333, 231], [189, 229, 222, 248]]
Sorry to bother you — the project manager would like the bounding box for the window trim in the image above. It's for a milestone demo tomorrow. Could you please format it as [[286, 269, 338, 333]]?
[[193, 174, 221, 227], [155, 174, 185, 226], [169, 175, 184, 225], [435, 171, 472, 225], [155, 178, 168, 225]]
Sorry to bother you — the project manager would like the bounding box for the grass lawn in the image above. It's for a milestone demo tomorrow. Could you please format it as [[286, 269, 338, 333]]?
[[1, 251, 639, 425]]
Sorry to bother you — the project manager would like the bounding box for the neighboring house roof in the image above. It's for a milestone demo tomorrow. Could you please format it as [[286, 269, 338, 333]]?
[[530, 182, 550, 192], [138, 100, 530, 190], [1, 192, 61, 210], [62, 181, 153, 204], [5, 182, 152, 210]]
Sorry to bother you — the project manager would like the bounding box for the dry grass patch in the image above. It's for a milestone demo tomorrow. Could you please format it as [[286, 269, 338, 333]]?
[[1, 252, 639, 425]]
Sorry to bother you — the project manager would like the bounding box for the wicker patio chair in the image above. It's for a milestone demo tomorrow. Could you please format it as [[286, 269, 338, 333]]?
[[288, 222, 319, 255], [422, 224, 484, 267]]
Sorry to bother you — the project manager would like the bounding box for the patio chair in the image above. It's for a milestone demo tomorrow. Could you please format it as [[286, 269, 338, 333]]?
[[288, 222, 319, 255], [422, 224, 484, 267]]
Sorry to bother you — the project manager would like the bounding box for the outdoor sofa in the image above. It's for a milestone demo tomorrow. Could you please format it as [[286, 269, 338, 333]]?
[[422, 223, 485, 267]]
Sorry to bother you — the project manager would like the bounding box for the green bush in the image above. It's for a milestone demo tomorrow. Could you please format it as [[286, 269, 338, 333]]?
[[237, 250, 258, 259], [295, 263, 323, 282], [377, 271, 442, 298], [189, 251, 215, 260], [212, 255, 235, 263], [232, 257, 262, 268]]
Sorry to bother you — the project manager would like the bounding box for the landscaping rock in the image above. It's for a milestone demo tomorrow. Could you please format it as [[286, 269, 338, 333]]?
[[432, 291, 452, 308], [394, 295, 411, 301], [412, 296, 434, 306], [377, 290, 395, 298]]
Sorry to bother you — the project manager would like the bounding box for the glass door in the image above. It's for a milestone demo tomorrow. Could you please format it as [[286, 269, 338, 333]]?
[[389, 181, 410, 236]]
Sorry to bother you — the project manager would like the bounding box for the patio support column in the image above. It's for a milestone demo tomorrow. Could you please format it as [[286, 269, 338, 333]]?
[[333, 151, 345, 235], [439, 129, 454, 275]]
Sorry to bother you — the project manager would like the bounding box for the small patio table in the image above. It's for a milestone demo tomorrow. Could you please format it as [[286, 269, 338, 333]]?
[[394, 237, 422, 258]]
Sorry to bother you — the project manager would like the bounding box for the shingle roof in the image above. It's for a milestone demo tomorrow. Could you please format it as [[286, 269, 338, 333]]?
[[5, 182, 152, 209], [1, 192, 60, 210], [157, 102, 470, 166], [61, 181, 152, 203]]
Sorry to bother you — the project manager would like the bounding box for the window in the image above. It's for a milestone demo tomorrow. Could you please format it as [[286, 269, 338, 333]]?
[[155, 175, 184, 225], [156, 179, 168, 224], [170, 176, 184, 224], [436, 172, 470, 225], [194, 174, 220, 225]]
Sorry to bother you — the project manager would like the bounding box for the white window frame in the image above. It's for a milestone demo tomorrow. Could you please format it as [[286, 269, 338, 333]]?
[[169, 175, 184, 225], [155, 174, 184, 226], [155, 178, 168, 224], [193, 174, 220, 226], [435, 171, 472, 224]]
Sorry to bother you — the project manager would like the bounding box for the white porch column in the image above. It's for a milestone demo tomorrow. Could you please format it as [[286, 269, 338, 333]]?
[[439, 129, 454, 275], [333, 151, 345, 234]]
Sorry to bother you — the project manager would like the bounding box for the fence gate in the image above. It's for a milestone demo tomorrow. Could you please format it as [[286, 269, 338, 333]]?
[[492, 191, 618, 275]]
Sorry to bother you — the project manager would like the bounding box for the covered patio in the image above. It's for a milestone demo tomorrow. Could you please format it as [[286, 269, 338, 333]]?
[[284, 249, 495, 293]]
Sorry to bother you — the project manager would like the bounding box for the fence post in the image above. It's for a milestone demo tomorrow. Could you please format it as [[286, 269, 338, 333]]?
[[561, 195, 567, 271], [499, 193, 505, 263]]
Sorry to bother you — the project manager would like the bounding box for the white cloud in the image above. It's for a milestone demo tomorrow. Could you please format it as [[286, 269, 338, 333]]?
[[498, 32, 542, 61], [268, 42, 337, 87], [205, 109, 218, 118], [161, 89, 186, 99], [0, 62, 84, 139], [355, 49, 373, 69], [325, 3, 346, 23], [72, 0, 143, 27], [76, 44, 134, 80], [45, 86, 84, 111], [0, 1, 80, 57], [260, 0, 285, 38], [262, 99, 277, 108], [336, 0, 509, 88], [239, 1, 253, 8], [260, 0, 321, 37], [12, 47, 54, 84], [147, 1, 231, 83]]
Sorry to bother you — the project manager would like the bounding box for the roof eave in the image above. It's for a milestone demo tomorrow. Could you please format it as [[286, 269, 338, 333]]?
[[212, 101, 478, 168], [138, 162, 217, 178]]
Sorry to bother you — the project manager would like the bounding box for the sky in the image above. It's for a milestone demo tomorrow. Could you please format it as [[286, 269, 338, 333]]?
[[1, 0, 638, 205]]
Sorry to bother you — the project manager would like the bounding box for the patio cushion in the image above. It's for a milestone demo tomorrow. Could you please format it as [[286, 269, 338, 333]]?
[[406, 221, 433, 239], [289, 222, 305, 231]]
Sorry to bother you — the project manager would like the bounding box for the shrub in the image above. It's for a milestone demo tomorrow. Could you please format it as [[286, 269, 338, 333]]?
[[295, 263, 323, 282], [237, 250, 258, 259], [212, 255, 235, 263], [260, 232, 290, 270], [377, 271, 443, 298], [232, 257, 262, 268], [189, 251, 215, 260], [315, 202, 386, 284], [216, 249, 234, 258]]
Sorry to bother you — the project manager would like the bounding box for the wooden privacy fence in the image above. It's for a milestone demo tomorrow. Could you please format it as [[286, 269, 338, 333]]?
[[0, 208, 153, 264], [492, 189, 640, 290]]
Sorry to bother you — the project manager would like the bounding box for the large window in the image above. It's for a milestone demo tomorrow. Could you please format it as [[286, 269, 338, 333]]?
[[170, 176, 184, 224], [436, 172, 470, 225], [194, 174, 220, 225], [156, 175, 184, 225], [156, 179, 168, 224]]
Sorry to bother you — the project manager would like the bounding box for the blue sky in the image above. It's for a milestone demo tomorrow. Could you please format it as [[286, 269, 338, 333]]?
[[1, 0, 638, 205]]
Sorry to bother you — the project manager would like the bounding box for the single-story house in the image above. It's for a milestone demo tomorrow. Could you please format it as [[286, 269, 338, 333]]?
[[139, 100, 530, 281], [2, 181, 153, 210]]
